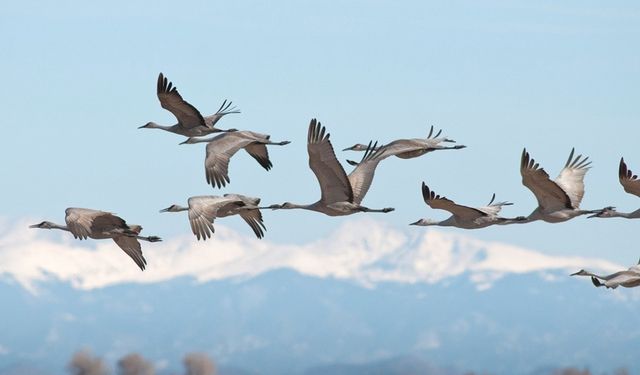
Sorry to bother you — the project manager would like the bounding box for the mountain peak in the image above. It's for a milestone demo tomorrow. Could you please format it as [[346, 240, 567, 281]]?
[[0, 218, 622, 293]]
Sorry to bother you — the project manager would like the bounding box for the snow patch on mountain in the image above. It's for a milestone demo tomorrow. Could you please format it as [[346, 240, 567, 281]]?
[[0, 218, 621, 293]]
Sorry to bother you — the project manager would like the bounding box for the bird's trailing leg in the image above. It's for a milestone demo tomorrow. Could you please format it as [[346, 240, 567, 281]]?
[[136, 235, 162, 242], [265, 140, 291, 146], [586, 206, 616, 218], [439, 145, 467, 150], [358, 206, 395, 213], [215, 128, 238, 133], [497, 216, 529, 225]]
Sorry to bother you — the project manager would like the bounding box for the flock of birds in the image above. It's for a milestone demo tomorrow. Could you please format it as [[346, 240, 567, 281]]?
[[29, 73, 640, 289]]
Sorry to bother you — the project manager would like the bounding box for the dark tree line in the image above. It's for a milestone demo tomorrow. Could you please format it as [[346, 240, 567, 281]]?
[[67, 350, 216, 375]]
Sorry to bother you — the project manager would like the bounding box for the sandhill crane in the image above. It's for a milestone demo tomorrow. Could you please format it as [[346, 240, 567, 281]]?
[[29, 208, 161, 271], [410, 182, 525, 229], [590, 158, 640, 219], [139, 73, 239, 137], [160, 194, 266, 239], [180, 131, 290, 188], [269, 119, 394, 216], [519, 148, 606, 223], [571, 261, 640, 289], [343, 125, 466, 165]]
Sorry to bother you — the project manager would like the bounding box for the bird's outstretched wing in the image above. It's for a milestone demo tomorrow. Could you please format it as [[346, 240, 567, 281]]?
[[307, 119, 353, 204], [619, 158, 640, 197], [204, 133, 255, 188], [348, 141, 385, 205], [186, 196, 227, 240], [520, 149, 574, 211], [244, 143, 273, 171], [421, 183, 486, 221], [237, 208, 266, 239], [157, 73, 206, 129], [65, 208, 126, 239], [112, 237, 147, 271], [554, 148, 591, 209]]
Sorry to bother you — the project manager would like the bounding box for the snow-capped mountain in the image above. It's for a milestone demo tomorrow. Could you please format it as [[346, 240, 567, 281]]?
[[0, 219, 637, 375]]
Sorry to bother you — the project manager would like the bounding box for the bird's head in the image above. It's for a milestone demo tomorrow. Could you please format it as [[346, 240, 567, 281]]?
[[29, 221, 55, 229], [588, 206, 617, 218], [159, 204, 181, 213], [570, 269, 589, 276], [138, 121, 157, 129], [342, 144, 369, 152], [409, 218, 438, 226]]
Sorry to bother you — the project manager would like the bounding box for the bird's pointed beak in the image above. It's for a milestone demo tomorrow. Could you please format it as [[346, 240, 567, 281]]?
[[587, 212, 601, 218], [138, 124, 148, 129], [342, 146, 356, 151], [178, 139, 189, 145], [409, 220, 421, 226], [159, 207, 171, 213], [28, 223, 40, 228], [268, 204, 282, 210], [570, 270, 582, 276]]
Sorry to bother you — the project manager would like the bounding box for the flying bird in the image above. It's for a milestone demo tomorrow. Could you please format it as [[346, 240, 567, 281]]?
[[343, 125, 465, 165], [139, 73, 239, 137], [160, 194, 267, 239], [181, 131, 290, 188], [589, 158, 640, 219], [29, 208, 162, 271], [269, 119, 394, 216], [519, 148, 606, 223], [410, 182, 525, 229], [571, 260, 640, 289]]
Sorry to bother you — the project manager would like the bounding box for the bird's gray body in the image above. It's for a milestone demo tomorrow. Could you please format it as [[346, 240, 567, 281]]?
[[343, 125, 466, 161], [140, 73, 239, 137], [160, 194, 266, 240], [572, 264, 640, 289], [29, 208, 161, 271], [519, 148, 605, 223], [270, 119, 394, 217], [590, 158, 640, 219], [182, 130, 290, 189], [411, 183, 525, 229]]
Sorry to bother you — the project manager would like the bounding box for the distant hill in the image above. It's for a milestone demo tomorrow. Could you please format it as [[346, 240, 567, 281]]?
[[0, 220, 638, 374]]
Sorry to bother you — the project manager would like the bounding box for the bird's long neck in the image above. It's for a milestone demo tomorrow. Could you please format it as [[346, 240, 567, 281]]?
[[583, 270, 620, 281], [51, 223, 71, 232], [525, 209, 543, 223], [190, 136, 218, 144], [286, 203, 315, 210], [608, 210, 640, 219], [436, 217, 456, 227], [147, 122, 175, 131]]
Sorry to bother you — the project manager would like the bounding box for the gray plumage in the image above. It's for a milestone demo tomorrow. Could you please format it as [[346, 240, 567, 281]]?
[[343, 125, 466, 165], [181, 131, 290, 189], [571, 261, 640, 289], [139, 73, 239, 136], [29, 208, 162, 271], [269, 119, 394, 216], [410, 182, 525, 229], [160, 194, 267, 240], [519, 148, 605, 223], [590, 158, 640, 219]]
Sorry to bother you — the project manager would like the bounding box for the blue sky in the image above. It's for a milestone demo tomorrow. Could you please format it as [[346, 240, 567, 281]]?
[[2, 0, 640, 263]]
